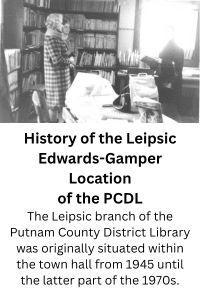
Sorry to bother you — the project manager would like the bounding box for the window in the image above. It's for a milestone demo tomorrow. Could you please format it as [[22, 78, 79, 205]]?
[[140, 1, 198, 59]]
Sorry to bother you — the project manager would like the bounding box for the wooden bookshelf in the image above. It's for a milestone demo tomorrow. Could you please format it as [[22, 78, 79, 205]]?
[[79, 48, 117, 52], [4, 49, 21, 122], [71, 29, 118, 35], [77, 66, 116, 70], [22, 46, 43, 53], [23, 2, 51, 12], [57, 0, 120, 86], [22, 67, 43, 75], [4, 0, 50, 110], [54, 11, 119, 20], [23, 26, 46, 31]]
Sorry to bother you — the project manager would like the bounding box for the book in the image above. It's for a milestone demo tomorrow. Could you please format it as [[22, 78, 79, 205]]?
[[8, 70, 18, 92], [10, 89, 20, 111], [134, 97, 163, 123], [140, 55, 158, 68]]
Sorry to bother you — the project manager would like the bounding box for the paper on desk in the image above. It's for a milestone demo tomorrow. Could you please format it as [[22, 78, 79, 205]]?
[[65, 72, 118, 107], [65, 96, 103, 123]]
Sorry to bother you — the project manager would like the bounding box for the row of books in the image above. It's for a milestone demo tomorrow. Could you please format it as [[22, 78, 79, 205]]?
[[4, 49, 20, 114], [4, 49, 21, 74], [78, 69, 115, 85], [82, 0, 119, 12], [24, 8, 46, 27], [118, 50, 140, 67], [77, 50, 116, 67], [64, 14, 117, 31], [22, 51, 42, 72], [8, 70, 18, 92], [24, 0, 51, 8], [184, 49, 194, 60], [73, 33, 116, 49], [22, 71, 44, 93], [96, 69, 115, 85], [10, 89, 20, 112], [23, 30, 44, 49], [50, 0, 120, 13]]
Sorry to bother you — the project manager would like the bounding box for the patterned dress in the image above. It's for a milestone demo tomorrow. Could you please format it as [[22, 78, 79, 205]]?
[[44, 35, 71, 109]]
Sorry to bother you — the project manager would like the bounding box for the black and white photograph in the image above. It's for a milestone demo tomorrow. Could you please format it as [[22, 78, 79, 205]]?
[[0, 0, 199, 123], [1, 2, 200, 299]]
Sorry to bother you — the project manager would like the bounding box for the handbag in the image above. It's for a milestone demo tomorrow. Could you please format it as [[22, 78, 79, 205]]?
[[113, 73, 159, 113], [129, 73, 159, 111], [113, 84, 131, 112]]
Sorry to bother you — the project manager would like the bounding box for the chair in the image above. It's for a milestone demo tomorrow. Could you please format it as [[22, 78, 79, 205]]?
[[30, 84, 50, 123]]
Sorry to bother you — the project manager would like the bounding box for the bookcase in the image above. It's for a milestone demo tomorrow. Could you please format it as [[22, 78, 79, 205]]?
[[22, 0, 51, 94], [4, 0, 50, 120], [4, 0, 120, 118], [56, 0, 120, 86], [4, 49, 21, 122]]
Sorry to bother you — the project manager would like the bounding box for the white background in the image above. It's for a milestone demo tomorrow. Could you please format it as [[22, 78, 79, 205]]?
[[0, 124, 199, 300]]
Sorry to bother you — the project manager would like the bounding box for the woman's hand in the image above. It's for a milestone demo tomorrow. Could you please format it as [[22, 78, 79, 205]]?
[[157, 58, 162, 64], [69, 56, 75, 63]]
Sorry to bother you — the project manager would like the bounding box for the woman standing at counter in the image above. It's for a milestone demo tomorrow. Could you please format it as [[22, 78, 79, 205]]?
[[44, 14, 75, 122], [62, 21, 77, 83]]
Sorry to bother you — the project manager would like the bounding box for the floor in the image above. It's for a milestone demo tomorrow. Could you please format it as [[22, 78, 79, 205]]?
[[17, 95, 199, 124]]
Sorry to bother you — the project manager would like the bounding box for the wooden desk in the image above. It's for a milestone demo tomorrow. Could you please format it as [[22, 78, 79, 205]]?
[[117, 70, 199, 120]]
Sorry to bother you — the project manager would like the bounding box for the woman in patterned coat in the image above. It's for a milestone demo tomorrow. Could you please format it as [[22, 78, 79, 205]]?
[[44, 14, 75, 122], [62, 21, 77, 83]]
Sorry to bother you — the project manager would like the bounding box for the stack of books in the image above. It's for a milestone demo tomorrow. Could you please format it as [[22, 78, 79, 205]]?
[[4, 49, 21, 73]]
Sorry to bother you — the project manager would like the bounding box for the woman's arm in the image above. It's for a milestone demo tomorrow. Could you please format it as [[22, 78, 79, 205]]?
[[46, 37, 75, 66]]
